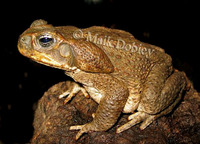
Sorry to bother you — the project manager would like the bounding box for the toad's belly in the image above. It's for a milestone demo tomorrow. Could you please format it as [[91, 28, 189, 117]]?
[[84, 86, 103, 104], [85, 85, 141, 114]]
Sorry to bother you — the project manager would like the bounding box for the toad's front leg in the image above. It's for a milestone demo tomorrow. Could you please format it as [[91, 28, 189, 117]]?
[[58, 81, 89, 104], [68, 73, 129, 140]]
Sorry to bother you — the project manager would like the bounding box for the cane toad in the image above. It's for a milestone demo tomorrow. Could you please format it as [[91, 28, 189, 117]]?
[[18, 19, 187, 140]]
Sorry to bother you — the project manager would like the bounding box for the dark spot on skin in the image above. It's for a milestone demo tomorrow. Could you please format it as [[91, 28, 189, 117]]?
[[115, 55, 122, 59]]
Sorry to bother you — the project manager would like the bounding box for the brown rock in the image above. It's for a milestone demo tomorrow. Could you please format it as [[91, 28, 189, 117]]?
[[31, 81, 200, 144]]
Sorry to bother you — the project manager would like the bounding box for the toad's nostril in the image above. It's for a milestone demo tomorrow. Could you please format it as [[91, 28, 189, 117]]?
[[21, 35, 32, 48]]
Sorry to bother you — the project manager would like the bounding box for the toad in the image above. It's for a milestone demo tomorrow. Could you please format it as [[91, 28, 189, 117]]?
[[18, 19, 188, 140]]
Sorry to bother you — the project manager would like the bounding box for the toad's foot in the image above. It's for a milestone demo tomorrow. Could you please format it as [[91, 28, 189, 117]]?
[[117, 88, 183, 134], [58, 82, 89, 104], [70, 123, 92, 140], [116, 112, 156, 133]]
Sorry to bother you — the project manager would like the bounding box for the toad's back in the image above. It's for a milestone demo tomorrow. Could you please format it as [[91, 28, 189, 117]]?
[[56, 26, 172, 84]]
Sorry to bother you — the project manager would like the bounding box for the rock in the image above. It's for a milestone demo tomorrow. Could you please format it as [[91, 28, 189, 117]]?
[[31, 81, 200, 144]]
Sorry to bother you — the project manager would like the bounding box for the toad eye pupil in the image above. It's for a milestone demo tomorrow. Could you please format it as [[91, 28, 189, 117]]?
[[38, 36, 54, 48], [40, 37, 53, 43]]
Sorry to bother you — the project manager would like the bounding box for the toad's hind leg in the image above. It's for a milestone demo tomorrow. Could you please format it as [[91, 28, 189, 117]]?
[[138, 71, 187, 116], [117, 92, 182, 134], [117, 71, 187, 133]]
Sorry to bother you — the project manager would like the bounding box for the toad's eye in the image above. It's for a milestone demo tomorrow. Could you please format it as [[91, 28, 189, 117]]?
[[38, 35, 55, 48]]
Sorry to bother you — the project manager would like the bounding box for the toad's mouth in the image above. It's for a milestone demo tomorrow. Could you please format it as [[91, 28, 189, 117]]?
[[31, 52, 77, 71], [18, 47, 76, 71], [31, 51, 64, 69]]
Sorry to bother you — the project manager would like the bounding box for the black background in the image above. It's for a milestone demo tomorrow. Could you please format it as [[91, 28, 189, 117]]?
[[1, 0, 199, 143]]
